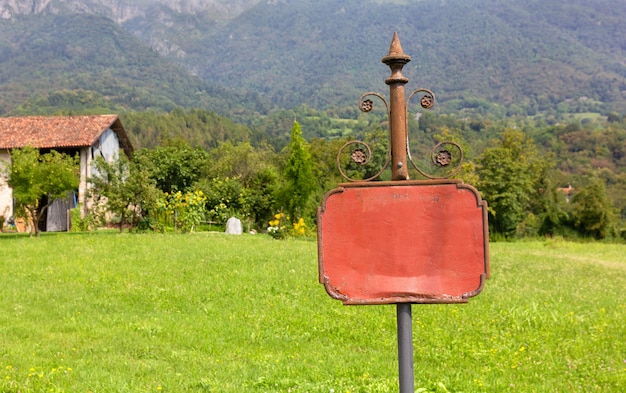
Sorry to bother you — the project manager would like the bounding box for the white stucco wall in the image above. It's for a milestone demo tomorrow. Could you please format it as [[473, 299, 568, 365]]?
[[93, 128, 120, 162], [0, 150, 12, 220], [81, 129, 121, 215]]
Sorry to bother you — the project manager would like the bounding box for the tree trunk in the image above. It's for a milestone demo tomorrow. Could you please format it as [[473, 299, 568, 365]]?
[[28, 207, 39, 238], [119, 210, 125, 233]]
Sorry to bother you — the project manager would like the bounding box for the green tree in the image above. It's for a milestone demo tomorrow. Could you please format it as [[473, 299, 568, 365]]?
[[90, 155, 161, 232], [200, 141, 280, 229], [279, 121, 316, 223], [476, 129, 545, 238], [8, 147, 79, 237], [534, 176, 571, 237], [571, 177, 615, 239], [207, 141, 277, 186], [309, 137, 348, 200], [243, 168, 280, 230], [133, 141, 210, 194]]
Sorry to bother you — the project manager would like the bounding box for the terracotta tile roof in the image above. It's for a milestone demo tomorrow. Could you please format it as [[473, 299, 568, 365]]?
[[0, 115, 133, 156]]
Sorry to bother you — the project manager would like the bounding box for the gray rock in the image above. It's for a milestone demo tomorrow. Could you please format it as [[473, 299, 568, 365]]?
[[225, 217, 242, 235]]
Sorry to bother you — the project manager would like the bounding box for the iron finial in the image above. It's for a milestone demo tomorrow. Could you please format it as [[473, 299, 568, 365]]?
[[382, 32, 411, 65]]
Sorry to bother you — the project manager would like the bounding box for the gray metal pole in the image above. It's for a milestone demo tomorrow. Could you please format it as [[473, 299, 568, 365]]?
[[397, 303, 414, 392]]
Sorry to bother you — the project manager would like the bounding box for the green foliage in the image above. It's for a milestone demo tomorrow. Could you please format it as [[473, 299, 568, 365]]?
[[207, 141, 276, 185], [134, 142, 210, 194], [0, 0, 624, 241], [240, 168, 281, 229], [571, 177, 616, 239], [12, 89, 124, 115], [279, 121, 316, 223], [7, 147, 79, 237], [476, 130, 546, 238], [159, 190, 207, 233], [533, 178, 571, 238], [429, 127, 478, 183], [69, 205, 102, 232], [198, 142, 281, 229], [121, 109, 257, 151], [349, 128, 391, 181], [197, 177, 241, 225], [3, 0, 626, 121], [89, 155, 161, 232]]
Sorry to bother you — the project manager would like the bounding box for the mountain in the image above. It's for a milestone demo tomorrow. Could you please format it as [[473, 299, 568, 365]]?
[[0, 0, 260, 58], [0, 0, 625, 116], [0, 0, 260, 21], [0, 10, 271, 115], [191, 0, 626, 113]]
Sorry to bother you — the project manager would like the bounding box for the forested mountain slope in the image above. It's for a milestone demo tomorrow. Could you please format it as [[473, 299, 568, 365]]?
[[192, 0, 626, 113], [0, 0, 624, 116], [0, 12, 270, 115]]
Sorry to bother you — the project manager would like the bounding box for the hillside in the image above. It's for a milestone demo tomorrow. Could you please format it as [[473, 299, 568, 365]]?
[[0, 0, 260, 22], [0, 12, 270, 115], [0, 0, 624, 117], [191, 0, 626, 113]]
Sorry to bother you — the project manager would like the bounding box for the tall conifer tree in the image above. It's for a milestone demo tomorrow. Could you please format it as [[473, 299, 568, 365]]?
[[281, 121, 315, 223]]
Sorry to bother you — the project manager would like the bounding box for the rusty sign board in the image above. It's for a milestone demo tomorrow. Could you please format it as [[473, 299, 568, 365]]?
[[318, 179, 489, 305]]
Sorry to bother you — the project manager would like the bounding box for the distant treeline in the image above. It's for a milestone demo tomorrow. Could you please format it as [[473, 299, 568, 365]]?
[[106, 107, 626, 240]]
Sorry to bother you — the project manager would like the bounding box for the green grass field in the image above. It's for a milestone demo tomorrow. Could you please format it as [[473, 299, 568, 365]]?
[[0, 232, 624, 392]]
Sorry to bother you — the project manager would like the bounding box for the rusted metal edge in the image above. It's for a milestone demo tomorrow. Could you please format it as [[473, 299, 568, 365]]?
[[342, 296, 468, 306], [333, 273, 487, 305], [462, 273, 487, 299], [320, 275, 350, 302], [455, 182, 491, 279], [454, 182, 485, 207], [317, 187, 345, 296], [335, 179, 464, 189]]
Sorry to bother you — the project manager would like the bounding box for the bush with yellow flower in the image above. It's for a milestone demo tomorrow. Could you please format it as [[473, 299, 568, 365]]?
[[159, 190, 207, 232], [267, 213, 310, 239]]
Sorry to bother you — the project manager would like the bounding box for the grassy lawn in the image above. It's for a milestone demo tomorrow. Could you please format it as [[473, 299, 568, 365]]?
[[0, 232, 624, 392]]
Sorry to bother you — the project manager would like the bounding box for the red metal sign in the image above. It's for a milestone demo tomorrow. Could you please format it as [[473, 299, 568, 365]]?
[[318, 180, 489, 305]]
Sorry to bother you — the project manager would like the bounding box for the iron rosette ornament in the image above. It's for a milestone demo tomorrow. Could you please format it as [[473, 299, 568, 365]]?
[[337, 88, 464, 182]]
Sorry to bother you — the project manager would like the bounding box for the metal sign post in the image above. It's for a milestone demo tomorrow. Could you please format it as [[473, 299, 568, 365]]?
[[317, 33, 489, 392], [397, 303, 414, 392], [384, 35, 415, 392]]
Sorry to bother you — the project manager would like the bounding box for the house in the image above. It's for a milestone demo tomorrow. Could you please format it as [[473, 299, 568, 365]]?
[[0, 115, 133, 231], [556, 184, 575, 203]]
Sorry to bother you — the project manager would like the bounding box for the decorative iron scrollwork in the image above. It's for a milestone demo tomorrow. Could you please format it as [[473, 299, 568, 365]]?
[[336, 87, 465, 182], [405, 88, 465, 179], [408, 88, 435, 110], [335, 93, 392, 182], [336, 140, 390, 182], [430, 141, 464, 177], [358, 92, 390, 114]]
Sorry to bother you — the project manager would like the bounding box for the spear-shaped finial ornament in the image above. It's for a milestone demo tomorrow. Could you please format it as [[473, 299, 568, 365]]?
[[382, 32, 411, 85]]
